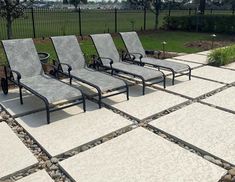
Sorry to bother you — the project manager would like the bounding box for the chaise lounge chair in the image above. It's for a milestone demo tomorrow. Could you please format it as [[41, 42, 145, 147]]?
[[51, 35, 129, 108], [1, 38, 86, 124], [90, 34, 166, 95], [119, 32, 191, 85]]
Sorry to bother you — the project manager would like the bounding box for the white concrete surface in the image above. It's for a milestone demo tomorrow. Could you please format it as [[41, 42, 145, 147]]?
[[150, 103, 235, 164], [16, 101, 132, 157], [192, 66, 235, 83], [203, 87, 235, 111], [0, 122, 38, 179], [103, 85, 187, 120], [222, 62, 235, 70], [59, 127, 225, 182], [173, 54, 208, 64], [0, 89, 45, 117], [165, 58, 203, 69], [196, 50, 212, 56], [17, 170, 53, 182], [165, 77, 224, 98]]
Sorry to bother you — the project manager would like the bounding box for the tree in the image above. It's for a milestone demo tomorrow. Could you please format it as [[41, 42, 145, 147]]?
[[0, 0, 32, 39], [69, 0, 87, 11], [128, 0, 161, 29]]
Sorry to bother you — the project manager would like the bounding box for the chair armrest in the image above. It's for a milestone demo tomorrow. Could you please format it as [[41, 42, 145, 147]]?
[[6, 67, 22, 84], [145, 50, 161, 58], [129, 52, 143, 60], [98, 57, 114, 66]]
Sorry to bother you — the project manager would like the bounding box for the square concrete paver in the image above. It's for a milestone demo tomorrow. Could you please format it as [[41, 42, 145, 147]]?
[[0, 122, 38, 179], [103, 85, 187, 121], [222, 62, 235, 70], [196, 50, 212, 56], [17, 170, 53, 182], [16, 101, 132, 157], [59, 127, 225, 182], [165, 77, 224, 98], [165, 58, 203, 69], [192, 66, 235, 83], [203, 87, 235, 112], [150, 103, 235, 164], [0, 89, 45, 117], [173, 54, 208, 64]]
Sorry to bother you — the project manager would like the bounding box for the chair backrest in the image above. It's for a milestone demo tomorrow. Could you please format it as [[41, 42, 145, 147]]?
[[51, 35, 85, 70], [2, 38, 43, 79], [120, 32, 146, 57], [90, 34, 120, 64]]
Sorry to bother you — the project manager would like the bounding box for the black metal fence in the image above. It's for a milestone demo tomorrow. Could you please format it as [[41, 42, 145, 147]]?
[[0, 8, 234, 40]]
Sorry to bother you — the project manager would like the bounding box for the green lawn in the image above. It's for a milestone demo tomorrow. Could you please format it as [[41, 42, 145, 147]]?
[[0, 30, 234, 66], [0, 9, 233, 40]]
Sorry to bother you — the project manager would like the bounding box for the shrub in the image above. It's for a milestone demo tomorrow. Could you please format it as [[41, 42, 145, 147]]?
[[163, 15, 235, 33], [208, 45, 235, 66]]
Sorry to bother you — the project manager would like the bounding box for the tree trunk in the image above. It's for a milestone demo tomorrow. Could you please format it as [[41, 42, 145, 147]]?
[[154, 0, 160, 30], [199, 0, 206, 14], [6, 14, 13, 39]]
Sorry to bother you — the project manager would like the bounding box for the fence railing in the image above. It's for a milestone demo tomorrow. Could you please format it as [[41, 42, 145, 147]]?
[[0, 8, 234, 40]]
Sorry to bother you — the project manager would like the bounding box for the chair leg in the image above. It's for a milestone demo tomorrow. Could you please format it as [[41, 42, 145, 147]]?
[[46, 104, 50, 124], [70, 77, 73, 85], [172, 73, 175, 85], [126, 85, 129, 100], [142, 80, 145, 95], [163, 75, 166, 89], [19, 86, 23, 105], [82, 95, 86, 112], [189, 69, 191, 80], [98, 92, 102, 109]]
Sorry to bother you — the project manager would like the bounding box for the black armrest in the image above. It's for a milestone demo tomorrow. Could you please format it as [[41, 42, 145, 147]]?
[[98, 57, 114, 66], [129, 52, 143, 60], [6, 67, 22, 84]]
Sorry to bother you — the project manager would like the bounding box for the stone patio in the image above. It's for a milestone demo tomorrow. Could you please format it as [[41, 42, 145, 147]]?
[[1, 50, 235, 181], [16, 101, 132, 157], [192, 66, 235, 84], [102, 85, 187, 121], [203, 86, 235, 112], [0, 122, 38, 179], [150, 103, 235, 164], [164, 77, 224, 98], [173, 54, 208, 64], [59, 128, 225, 182], [17, 170, 53, 182]]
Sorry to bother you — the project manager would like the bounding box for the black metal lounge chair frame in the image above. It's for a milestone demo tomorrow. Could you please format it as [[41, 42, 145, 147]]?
[[92, 55, 166, 95], [122, 51, 191, 85], [1, 65, 86, 124], [50, 60, 129, 108]]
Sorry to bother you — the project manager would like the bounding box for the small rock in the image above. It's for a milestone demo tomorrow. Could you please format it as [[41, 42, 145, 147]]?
[[0, 115, 3, 121], [224, 163, 231, 170], [50, 164, 59, 170], [204, 155, 215, 163], [46, 160, 52, 168], [64, 152, 73, 157], [232, 176, 235, 182], [81, 145, 89, 151], [51, 157, 58, 164], [102, 137, 109, 142], [229, 168, 235, 176], [224, 174, 232, 182], [214, 159, 223, 166]]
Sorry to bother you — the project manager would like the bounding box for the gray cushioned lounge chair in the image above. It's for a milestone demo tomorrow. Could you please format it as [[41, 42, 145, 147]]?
[[51, 35, 129, 108], [1, 38, 86, 124], [90, 34, 166, 95], [119, 32, 191, 85]]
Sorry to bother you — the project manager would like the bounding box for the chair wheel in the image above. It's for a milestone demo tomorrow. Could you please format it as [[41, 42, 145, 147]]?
[[49, 70, 56, 76], [1, 78, 8, 95]]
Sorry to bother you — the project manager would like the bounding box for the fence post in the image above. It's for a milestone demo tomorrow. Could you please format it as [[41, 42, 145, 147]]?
[[144, 7, 146, 31], [210, 8, 213, 14], [168, 4, 171, 16], [78, 8, 82, 37], [31, 8, 36, 38], [195, 8, 197, 15], [115, 8, 117, 33], [233, 8, 235, 15]]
